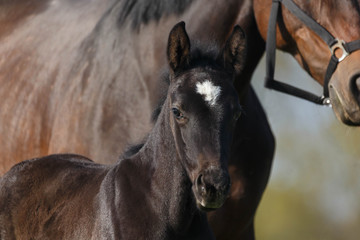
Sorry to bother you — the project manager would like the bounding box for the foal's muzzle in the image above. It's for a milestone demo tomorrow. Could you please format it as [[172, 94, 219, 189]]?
[[193, 169, 231, 211]]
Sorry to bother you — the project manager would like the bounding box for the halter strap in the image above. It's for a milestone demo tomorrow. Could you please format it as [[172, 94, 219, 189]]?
[[265, 0, 360, 106]]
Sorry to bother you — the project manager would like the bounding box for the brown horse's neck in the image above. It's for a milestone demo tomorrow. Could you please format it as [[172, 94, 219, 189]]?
[[233, 0, 266, 101], [80, 0, 253, 105]]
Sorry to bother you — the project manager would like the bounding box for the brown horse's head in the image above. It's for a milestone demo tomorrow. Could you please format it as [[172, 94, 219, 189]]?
[[254, 0, 360, 125], [166, 22, 246, 210]]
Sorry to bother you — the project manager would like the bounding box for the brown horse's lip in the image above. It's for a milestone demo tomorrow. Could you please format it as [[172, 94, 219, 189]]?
[[330, 86, 360, 126]]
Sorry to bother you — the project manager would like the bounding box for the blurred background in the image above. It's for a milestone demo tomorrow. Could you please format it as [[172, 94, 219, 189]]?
[[251, 52, 360, 240]]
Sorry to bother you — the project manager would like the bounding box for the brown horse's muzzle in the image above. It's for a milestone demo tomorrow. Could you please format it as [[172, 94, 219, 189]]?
[[193, 168, 231, 211], [330, 51, 360, 126]]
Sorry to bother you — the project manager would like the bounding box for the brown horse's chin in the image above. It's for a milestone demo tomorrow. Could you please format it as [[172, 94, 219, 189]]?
[[329, 86, 360, 126]]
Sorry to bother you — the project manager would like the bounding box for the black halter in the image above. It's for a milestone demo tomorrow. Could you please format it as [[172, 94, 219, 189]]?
[[265, 0, 360, 106]]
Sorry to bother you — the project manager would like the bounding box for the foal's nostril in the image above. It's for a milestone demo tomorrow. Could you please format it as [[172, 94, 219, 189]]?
[[196, 174, 206, 195], [196, 174, 215, 196], [194, 171, 231, 209], [196, 172, 230, 197]]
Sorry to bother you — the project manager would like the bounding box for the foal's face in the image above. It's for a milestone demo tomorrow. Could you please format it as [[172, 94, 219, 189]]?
[[166, 22, 246, 210], [169, 69, 241, 210]]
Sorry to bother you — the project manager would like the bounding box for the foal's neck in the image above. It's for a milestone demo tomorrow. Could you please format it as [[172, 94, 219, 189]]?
[[134, 96, 201, 234], [141, 96, 191, 194]]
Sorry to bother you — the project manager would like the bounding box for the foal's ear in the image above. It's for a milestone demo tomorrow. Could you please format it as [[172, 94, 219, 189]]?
[[222, 25, 247, 75], [167, 21, 190, 74]]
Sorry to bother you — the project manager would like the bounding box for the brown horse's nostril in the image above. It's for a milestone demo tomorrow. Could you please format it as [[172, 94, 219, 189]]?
[[351, 74, 360, 103], [356, 77, 360, 92]]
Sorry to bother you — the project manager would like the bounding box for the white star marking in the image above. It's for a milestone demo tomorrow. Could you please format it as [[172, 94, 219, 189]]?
[[196, 80, 221, 106]]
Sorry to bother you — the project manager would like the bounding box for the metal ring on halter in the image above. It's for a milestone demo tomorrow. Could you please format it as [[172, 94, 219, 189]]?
[[330, 39, 349, 62], [321, 96, 332, 107]]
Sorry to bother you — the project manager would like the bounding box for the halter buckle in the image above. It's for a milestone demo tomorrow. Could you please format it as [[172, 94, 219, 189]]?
[[321, 96, 332, 107], [330, 39, 349, 62]]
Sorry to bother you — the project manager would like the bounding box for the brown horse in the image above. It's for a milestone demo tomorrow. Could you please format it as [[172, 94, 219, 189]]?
[[0, 0, 359, 239], [0, 22, 245, 240]]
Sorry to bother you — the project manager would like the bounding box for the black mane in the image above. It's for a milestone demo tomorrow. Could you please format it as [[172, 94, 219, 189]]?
[[117, 0, 195, 29]]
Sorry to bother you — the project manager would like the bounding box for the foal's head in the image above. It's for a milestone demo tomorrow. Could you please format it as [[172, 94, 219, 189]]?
[[166, 22, 246, 211]]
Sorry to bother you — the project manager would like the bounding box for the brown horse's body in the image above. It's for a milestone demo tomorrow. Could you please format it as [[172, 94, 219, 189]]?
[[0, 0, 269, 169], [1, 0, 359, 239]]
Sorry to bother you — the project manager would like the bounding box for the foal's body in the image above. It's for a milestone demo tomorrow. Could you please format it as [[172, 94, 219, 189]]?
[[0, 22, 245, 240], [0, 153, 211, 239]]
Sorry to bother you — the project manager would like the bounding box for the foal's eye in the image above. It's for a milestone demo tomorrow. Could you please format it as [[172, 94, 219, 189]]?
[[171, 107, 184, 119]]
